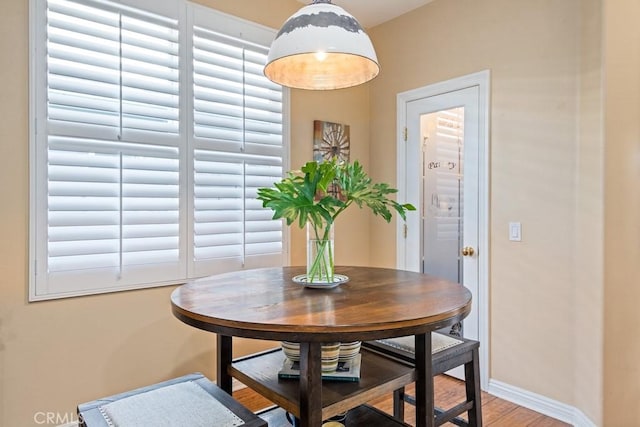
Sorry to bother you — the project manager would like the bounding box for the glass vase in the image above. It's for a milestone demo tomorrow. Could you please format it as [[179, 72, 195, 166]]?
[[306, 220, 334, 283]]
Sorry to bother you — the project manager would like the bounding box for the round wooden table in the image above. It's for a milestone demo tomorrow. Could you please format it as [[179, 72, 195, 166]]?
[[171, 266, 472, 427]]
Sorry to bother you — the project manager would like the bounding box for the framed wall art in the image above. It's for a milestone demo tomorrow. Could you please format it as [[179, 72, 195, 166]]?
[[313, 120, 350, 163]]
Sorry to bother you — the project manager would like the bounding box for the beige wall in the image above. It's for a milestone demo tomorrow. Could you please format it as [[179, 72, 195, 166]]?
[[4, 0, 639, 425], [603, 0, 640, 425], [368, 0, 604, 421], [289, 88, 373, 267], [0, 1, 373, 425], [574, 0, 604, 424]]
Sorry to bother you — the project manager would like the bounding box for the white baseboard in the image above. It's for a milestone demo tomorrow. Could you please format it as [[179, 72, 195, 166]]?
[[572, 407, 598, 427], [487, 379, 597, 427]]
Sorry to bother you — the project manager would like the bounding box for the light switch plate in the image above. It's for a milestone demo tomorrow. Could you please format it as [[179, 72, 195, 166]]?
[[509, 222, 522, 242]]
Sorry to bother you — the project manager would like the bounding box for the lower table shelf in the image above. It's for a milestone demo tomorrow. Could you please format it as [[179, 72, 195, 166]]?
[[231, 348, 415, 421], [257, 404, 412, 427]]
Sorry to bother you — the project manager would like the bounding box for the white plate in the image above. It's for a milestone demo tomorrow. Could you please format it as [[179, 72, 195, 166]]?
[[292, 274, 349, 289]]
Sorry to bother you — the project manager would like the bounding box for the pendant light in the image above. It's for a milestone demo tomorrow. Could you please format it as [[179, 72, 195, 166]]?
[[264, 0, 380, 90]]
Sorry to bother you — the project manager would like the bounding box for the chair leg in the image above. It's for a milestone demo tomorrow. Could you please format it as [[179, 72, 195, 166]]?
[[393, 387, 405, 420], [464, 347, 483, 427]]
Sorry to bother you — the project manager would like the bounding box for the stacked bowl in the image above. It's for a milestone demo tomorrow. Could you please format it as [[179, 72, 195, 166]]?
[[281, 341, 361, 373]]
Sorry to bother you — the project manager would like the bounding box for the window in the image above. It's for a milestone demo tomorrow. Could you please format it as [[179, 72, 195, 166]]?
[[30, 0, 288, 300]]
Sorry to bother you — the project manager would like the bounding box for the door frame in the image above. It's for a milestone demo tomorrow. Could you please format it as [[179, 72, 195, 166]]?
[[396, 70, 490, 390]]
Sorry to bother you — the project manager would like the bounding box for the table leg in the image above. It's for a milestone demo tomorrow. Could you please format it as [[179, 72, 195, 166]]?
[[299, 341, 322, 427], [415, 332, 434, 427], [216, 334, 233, 393]]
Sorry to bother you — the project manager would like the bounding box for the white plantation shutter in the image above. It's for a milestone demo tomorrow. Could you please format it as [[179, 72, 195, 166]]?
[[190, 12, 284, 276], [46, 138, 183, 293], [244, 163, 284, 256], [46, 0, 180, 144], [31, 0, 287, 299], [192, 27, 283, 157], [34, 0, 185, 297], [192, 152, 283, 276]]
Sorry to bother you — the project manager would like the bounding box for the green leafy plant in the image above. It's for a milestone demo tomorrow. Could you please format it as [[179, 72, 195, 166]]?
[[257, 159, 415, 282]]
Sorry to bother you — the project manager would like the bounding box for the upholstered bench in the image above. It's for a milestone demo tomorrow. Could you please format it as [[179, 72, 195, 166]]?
[[77, 372, 266, 427], [363, 333, 482, 427]]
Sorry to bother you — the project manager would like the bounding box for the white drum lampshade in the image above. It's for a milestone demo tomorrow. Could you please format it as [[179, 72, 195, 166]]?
[[264, 0, 380, 90]]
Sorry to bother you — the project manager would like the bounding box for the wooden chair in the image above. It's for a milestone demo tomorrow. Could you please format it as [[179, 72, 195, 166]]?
[[363, 333, 482, 427], [77, 372, 266, 427]]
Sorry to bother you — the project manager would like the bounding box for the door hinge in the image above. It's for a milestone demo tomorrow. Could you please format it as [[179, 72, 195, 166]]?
[[403, 127, 408, 142], [403, 224, 408, 238]]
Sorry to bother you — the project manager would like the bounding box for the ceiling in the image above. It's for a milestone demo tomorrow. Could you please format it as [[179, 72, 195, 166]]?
[[296, 0, 434, 28]]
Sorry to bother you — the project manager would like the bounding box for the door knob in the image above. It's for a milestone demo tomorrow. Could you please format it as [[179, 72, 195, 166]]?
[[461, 246, 475, 257]]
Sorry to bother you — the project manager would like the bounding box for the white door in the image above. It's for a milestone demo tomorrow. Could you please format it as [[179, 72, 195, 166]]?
[[406, 86, 480, 341], [397, 71, 489, 387], [396, 71, 490, 389]]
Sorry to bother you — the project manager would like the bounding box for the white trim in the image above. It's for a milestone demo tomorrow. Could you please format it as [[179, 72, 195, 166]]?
[[189, 0, 278, 45], [28, 0, 36, 302], [396, 95, 408, 269], [396, 70, 491, 390], [573, 407, 599, 427], [476, 71, 491, 393], [281, 86, 292, 267], [488, 379, 597, 427]]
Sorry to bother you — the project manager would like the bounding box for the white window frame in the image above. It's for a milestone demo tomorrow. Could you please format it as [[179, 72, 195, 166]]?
[[29, 0, 290, 301]]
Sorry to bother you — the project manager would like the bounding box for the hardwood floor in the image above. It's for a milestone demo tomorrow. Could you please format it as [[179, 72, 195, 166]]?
[[233, 374, 570, 426]]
